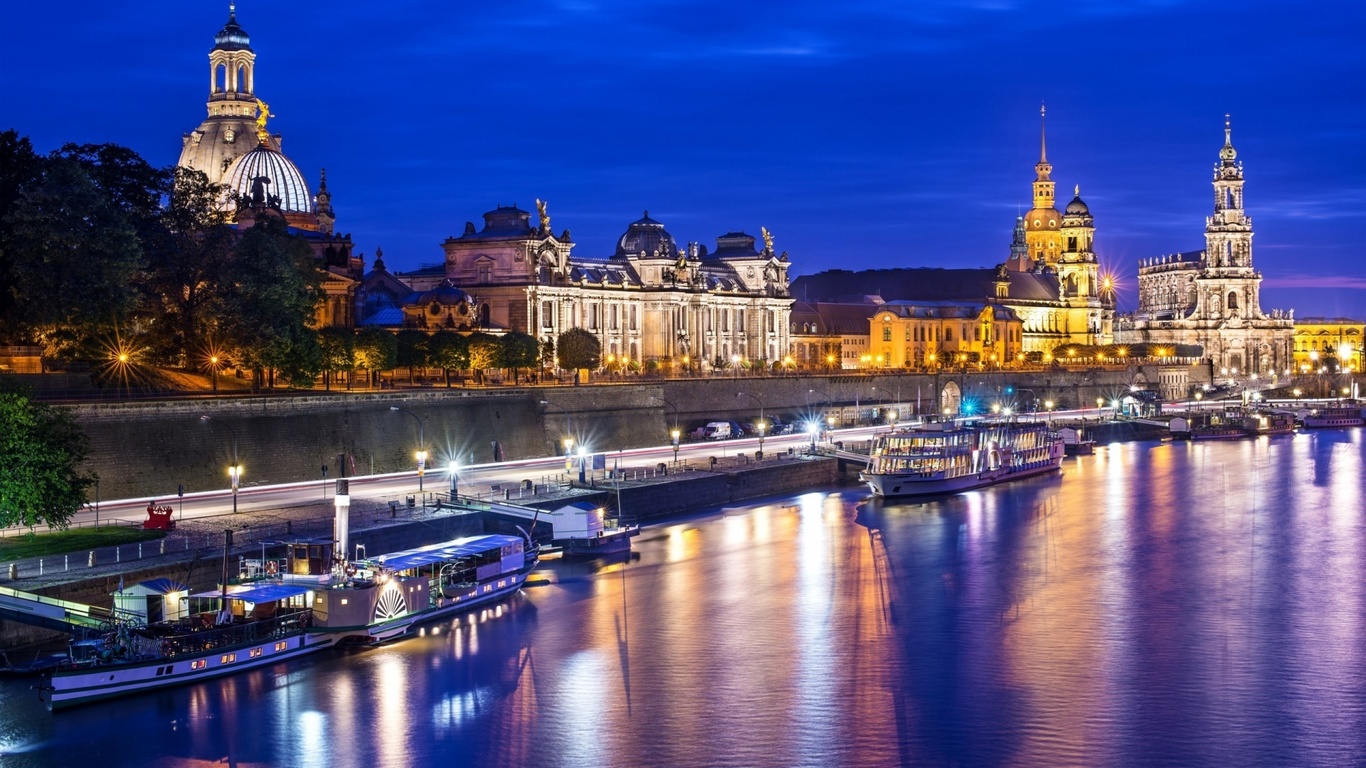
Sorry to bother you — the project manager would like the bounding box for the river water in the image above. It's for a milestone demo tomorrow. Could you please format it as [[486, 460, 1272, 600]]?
[[2, 432, 1364, 767]]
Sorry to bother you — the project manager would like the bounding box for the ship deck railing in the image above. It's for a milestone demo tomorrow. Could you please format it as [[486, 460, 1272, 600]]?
[[89, 609, 315, 665]]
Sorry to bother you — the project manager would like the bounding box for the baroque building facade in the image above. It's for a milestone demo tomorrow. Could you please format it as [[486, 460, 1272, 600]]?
[[379, 205, 793, 370], [1116, 118, 1294, 375], [176, 7, 362, 328]]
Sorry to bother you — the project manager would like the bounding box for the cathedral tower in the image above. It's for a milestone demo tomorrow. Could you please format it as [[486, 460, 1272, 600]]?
[[1021, 105, 1064, 269], [1194, 116, 1264, 325]]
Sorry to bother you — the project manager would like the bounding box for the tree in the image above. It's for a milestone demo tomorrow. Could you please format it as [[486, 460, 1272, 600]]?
[[395, 329, 430, 384], [5, 154, 144, 355], [498, 331, 539, 383], [428, 330, 469, 387], [0, 131, 44, 341], [318, 327, 355, 390], [539, 338, 556, 375], [139, 167, 235, 366], [557, 328, 601, 371], [215, 215, 323, 390], [0, 387, 96, 529], [354, 327, 397, 388], [467, 332, 501, 384]]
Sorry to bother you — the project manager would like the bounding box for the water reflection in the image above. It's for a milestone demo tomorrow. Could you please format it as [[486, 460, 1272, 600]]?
[[2, 433, 1364, 767]]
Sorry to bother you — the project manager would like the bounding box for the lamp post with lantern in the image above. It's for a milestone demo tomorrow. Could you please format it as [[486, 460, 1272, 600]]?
[[389, 406, 427, 492]]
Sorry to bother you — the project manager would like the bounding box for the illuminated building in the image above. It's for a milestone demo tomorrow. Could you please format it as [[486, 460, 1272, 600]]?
[[1116, 117, 1294, 374], [176, 7, 362, 327], [1293, 318, 1363, 371], [377, 208, 793, 370]]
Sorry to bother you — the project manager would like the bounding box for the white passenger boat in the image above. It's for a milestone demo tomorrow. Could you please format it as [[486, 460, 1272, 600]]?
[[860, 419, 1064, 498], [315, 534, 538, 642], [1300, 406, 1363, 429], [41, 580, 336, 710], [38, 533, 537, 709]]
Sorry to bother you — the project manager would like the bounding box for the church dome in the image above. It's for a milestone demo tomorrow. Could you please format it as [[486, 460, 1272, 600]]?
[[615, 211, 678, 258], [213, 9, 253, 52], [1024, 206, 1061, 231], [1064, 195, 1090, 216], [224, 144, 312, 214], [416, 281, 471, 307]]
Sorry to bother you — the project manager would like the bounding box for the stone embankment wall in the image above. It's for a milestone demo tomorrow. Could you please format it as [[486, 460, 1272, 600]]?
[[72, 370, 1137, 500]]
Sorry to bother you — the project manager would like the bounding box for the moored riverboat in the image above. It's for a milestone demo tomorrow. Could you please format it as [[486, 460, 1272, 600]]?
[[1300, 406, 1364, 429], [1188, 409, 1249, 440], [1242, 410, 1296, 436], [313, 534, 538, 643], [1058, 426, 1096, 455], [860, 419, 1064, 498], [39, 581, 335, 710]]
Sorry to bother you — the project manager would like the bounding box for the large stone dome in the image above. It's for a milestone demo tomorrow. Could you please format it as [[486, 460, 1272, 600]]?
[[224, 144, 312, 214], [615, 211, 678, 258]]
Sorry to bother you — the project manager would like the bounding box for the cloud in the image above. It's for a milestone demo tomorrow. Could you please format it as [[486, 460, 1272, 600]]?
[[1263, 274, 1366, 290]]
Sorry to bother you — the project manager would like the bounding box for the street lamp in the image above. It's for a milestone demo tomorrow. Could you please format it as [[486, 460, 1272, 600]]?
[[389, 406, 426, 492], [541, 399, 574, 464], [654, 395, 680, 438], [671, 429, 680, 465], [737, 391, 766, 449], [448, 460, 459, 498], [1044, 400, 1054, 427], [731, 354, 742, 379], [199, 415, 240, 514], [209, 355, 220, 394]]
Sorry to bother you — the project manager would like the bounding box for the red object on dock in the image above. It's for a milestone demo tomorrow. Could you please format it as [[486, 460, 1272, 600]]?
[[143, 503, 176, 531]]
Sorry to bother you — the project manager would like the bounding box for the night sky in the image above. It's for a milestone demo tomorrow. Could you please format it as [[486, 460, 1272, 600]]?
[[5, 1, 1364, 316]]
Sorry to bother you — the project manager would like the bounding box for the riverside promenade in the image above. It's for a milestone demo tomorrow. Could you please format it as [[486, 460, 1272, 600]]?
[[0, 452, 842, 648]]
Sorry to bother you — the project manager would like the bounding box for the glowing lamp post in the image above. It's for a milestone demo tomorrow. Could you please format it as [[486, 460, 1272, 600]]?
[[1044, 400, 1055, 427], [671, 429, 680, 465], [389, 406, 426, 492], [448, 460, 459, 497], [200, 415, 240, 514]]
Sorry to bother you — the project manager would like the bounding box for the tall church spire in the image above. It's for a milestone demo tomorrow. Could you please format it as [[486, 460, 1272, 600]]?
[[1030, 104, 1056, 218]]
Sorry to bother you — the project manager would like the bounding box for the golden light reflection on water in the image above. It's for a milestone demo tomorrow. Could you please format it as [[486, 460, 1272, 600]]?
[[6, 432, 1363, 767]]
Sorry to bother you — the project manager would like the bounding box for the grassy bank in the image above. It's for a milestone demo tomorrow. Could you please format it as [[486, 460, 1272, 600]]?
[[0, 527, 166, 561]]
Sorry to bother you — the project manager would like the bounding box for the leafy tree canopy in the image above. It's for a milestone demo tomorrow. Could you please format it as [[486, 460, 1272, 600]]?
[[499, 331, 540, 371], [0, 387, 95, 529], [557, 328, 601, 370], [354, 327, 397, 372], [428, 331, 469, 371]]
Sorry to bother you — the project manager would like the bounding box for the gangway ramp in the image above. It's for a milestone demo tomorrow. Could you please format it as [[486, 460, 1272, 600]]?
[[0, 584, 115, 633]]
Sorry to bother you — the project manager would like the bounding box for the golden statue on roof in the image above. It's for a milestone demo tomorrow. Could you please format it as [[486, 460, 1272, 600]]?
[[254, 99, 274, 144], [761, 226, 774, 253], [536, 199, 551, 233]]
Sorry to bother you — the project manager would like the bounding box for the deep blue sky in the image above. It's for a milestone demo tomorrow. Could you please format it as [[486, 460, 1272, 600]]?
[[4, 1, 1364, 316]]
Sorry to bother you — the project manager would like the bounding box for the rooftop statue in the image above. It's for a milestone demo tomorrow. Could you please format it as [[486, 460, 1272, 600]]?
[[536, 199, 551, 233], [254, 99, 273, 144], [761, 226, 774, 254]]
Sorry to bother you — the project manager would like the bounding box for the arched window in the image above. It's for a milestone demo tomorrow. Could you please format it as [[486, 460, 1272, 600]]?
[[1227, 292, 1238, 310], [883, 325, 892, 342]]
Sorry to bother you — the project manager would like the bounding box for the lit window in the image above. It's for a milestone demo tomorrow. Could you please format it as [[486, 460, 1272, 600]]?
[[275, 641, 288, 652], [191, 660, 207, 670], [250, 648, 263, 658], [221, 654, 236, 664]]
